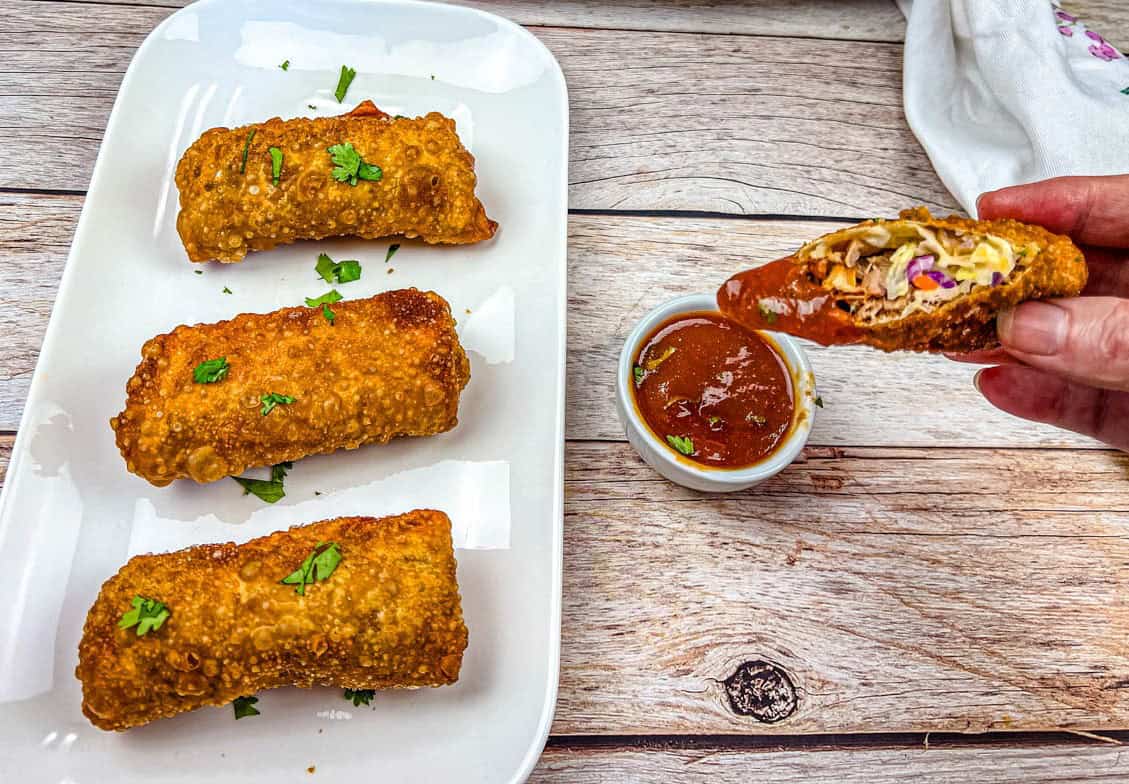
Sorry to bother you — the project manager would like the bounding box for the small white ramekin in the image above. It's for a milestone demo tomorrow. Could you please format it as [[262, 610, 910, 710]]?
[[614, 292, 817, 493]]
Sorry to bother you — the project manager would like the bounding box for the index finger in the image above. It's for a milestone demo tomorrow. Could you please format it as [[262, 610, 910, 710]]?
[[977, 175, 1129, 249]]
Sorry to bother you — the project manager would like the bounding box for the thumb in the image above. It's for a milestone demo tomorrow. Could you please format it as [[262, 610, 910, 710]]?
[[997, 297, 1129, 391]]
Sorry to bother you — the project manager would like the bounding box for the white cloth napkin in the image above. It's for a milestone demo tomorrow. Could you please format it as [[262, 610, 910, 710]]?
[[896, 0, 1129, 215]]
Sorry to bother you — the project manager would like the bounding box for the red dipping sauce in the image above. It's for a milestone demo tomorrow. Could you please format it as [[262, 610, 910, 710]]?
[[630, 311, 795, 468]]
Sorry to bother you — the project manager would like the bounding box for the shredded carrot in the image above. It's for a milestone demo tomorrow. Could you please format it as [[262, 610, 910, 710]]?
[[911, 273, 939, 291]]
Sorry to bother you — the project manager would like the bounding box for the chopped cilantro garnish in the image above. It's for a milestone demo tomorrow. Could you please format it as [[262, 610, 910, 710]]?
[[321, 303, 335, 324], [305, 289, 343, 308], [315, 253, 362, 283], [269, 146, 283, 185], [117, 595, 170, 636], [757, 300, 779, 325], [334, 65, 356, 103], [194, 269, 203, 275], [666, 435, 694, 456], [394, 114, 408, 120], [328, 143, 382, 186], [343, 688, 375, 707], [708, 416, 721, 426], [308, 103, 317, 110], [260, 392, 295, 416], [233, 461, 291, 503], [222, 286, 232, 294], [633, 365, 645, 385], [814, 396, 825, 408], [385, 243, 400, 263], [232, 696, 260, 719], [280, 59, 290, 71], [240, 129, 255, 174], [193, 357, 229, 384], [281, 542, 342, 595], [271, 461, 292, 483]]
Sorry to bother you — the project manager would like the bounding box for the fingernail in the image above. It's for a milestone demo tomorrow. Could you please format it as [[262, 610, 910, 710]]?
[[997, 302, 1067, 356], [972, 369, 984, 394]]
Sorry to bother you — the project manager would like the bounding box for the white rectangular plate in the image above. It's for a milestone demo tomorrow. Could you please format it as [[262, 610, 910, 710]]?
[[0, 1, 566, 781]]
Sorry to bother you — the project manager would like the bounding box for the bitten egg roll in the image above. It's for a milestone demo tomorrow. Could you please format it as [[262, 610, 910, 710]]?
[[718, 207, 1087, 352], [175, 100, 497, 263], [111, 288, 470, 486], [76, 511, 468, 731]]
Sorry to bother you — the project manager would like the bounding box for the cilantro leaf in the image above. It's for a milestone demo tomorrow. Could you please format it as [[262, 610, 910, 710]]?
[[240, 129, 255, 174], [280, 541, 343, 595], [321, 303, 335, 324], [344, 688, 374, 707], [233, 476, 285, 503], [269, 146, 283, 185], [333, 259, 361, 282], [315, 253, 362, 284], [633, 365, 645, 385], [328, 143, 362, 185], [315, 252, 336, 283], [232, 696, 260, 719], [357, 161, 382, 182], [327, 142, 381, 187], [117, 595, 170, 636], [194, 269, 203, 275], [308, 103, 317, 110], [271, 461, 293, 483], [305, 289, 343, 308], [193, 357, 229, 384], [280, 59, 290, 71], [260, 392, 295, 416], [233, 461, 291, 503], [222, 286, 232, 294], [385, 243, 400, 263], [665, 435, 694, 456], [334, 65, 356, 103]]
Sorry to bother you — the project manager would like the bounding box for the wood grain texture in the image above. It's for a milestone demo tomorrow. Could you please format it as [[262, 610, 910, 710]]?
[[0, 197, 1097, 447], [67, 0, 910, 41], [532, 741, 1129, 782], [0, 1, 955, 216], [555, 441, 1129, 734]]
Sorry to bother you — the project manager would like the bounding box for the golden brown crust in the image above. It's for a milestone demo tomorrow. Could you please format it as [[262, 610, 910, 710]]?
[[110, 289, 470, 486], [76, 511, 468, 731], [174, 101, 497, 263], [803, 208, 1087, 352]]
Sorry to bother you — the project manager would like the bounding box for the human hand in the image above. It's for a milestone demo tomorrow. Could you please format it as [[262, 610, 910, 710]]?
[[951, 175, 1129, 450]]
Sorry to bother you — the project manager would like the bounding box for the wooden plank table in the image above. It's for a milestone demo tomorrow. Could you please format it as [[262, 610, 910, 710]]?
[[2, 1, 1128, 779]]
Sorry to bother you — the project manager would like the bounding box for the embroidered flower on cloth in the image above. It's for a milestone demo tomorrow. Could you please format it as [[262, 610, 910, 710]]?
[[1085, 30, 1121, 61], [1055, 9, 1077, 36]]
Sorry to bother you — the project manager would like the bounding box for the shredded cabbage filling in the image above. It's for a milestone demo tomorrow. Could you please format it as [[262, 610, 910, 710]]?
[[802, 222, 1039, 325]]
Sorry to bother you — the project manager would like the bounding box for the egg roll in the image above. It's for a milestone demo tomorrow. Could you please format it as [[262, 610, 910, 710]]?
[[76, 510, 468, 731], [175, 100, 497, 263], [111, 288, 470, 486], [718, 207, 1087, 352]]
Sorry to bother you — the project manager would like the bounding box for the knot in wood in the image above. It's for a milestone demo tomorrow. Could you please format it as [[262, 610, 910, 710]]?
[[722, 660, 797, 722]]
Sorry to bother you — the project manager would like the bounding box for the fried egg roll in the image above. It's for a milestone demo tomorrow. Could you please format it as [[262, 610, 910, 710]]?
[[76, 511, 468, 731], [111, 288, 470, 486], [175, 100, 497, 263], [718, 207, 1087, 352]]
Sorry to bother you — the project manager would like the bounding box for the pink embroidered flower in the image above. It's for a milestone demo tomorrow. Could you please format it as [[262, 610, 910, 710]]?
[[1055, 10, 1077, 23], [1085, 31, 1121, 61], [1058, 24, 1074, 37]]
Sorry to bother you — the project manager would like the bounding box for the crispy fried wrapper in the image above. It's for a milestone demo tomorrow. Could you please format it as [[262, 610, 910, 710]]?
[[76, 511, 468, 731], [718, 207, 1088, 352], [175, 101, 497, 263], [111, 289, 470, 486]]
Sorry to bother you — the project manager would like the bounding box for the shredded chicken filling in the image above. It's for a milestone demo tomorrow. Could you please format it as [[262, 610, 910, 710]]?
[[803, 222, 1039, 325]]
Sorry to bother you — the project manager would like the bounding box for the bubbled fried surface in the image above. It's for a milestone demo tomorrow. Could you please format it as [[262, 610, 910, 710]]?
[[804, 207, 1088, 353], [174, 101, 497, 263], [110, 289, 470, 486], [76, 511, 468, 731]]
